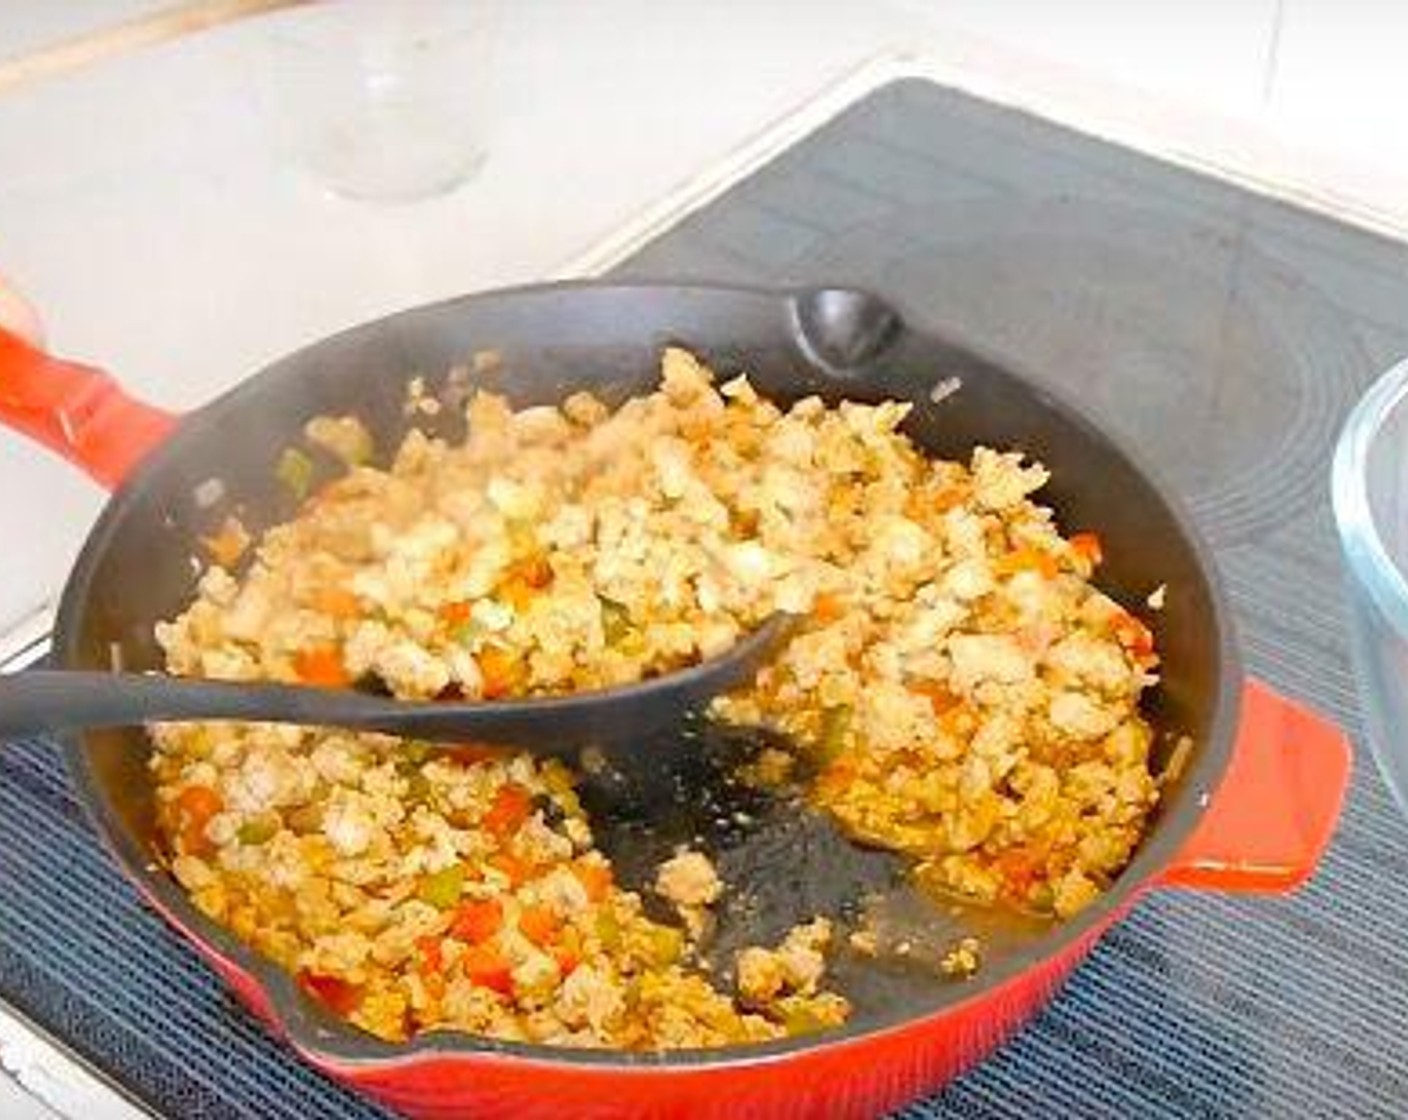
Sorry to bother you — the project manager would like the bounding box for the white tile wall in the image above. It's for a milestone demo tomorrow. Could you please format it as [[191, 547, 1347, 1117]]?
[[895, 0, 1408, 222], [1266, 0, 1408, 174], [902, 0, 1281, 117]]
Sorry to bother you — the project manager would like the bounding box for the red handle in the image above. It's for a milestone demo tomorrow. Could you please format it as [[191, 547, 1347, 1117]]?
[[0, 324, 176, 490], [1159, 678, 1351, 893]]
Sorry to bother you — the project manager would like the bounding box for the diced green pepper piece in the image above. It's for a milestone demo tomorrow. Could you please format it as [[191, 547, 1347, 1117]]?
[[402, 741, 433, 765], [647, 924, 684, 966], [276, 447, 315, 500], [595, 909, 622, 950], [816, 704, 852, 762], [599, 597, 631, 645], [417, 863, 466, 909], [783, 1005, 830, 1036], [237, 815, 279, 845], [404, 772, 433, 804]]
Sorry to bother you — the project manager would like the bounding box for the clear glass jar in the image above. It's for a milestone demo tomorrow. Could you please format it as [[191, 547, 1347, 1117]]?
[[1333, 356, 1408, 815], [258, 0, 500, 203]]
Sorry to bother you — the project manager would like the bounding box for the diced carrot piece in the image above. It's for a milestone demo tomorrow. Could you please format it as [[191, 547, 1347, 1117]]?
[[416, 935, 444, 975], [447, 743, 509, 767], [311, 586, 362, 619], [571, 859, 613, 903], [176, 783, 223, 856], [298, 970, 364, 1016], [1112, 612, 1156, 657], [499, 557, 554, 611], [482, 785, 532, 838], [489, 852, 536, 886], [518, 904, 562, 947], [476, 646, 519, 700], [439, 600, 473, 625], [1069, 532, 1104, 567], [995, 547, 1059, 580], [460, 944, 514, 996], [293, 645, 349, 687], [499, 577, 536, 613], [932, 485, 969, 512], [811, 592, 845, 623], [177, 784, 223, 824], [515, 556, 554, 589], [201, 516, 250, 568], [815, 761, 857, 798], [449, 898, 503, 944], [907, 679, 960, 716], [939, 703, 974, 736], [994, 848, 1043, 898], [553, 928, 583, 976]]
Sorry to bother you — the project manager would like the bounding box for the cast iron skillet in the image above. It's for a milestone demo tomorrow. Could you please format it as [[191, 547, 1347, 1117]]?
[[0, 282, 1349, 1119]]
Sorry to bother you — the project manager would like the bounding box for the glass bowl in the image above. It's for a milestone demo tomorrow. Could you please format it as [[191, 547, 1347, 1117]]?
[[1332, 356, 1408, 815]]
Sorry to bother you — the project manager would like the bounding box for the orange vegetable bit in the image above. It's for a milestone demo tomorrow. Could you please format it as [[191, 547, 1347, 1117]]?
[[515, 556, 554, 589], [311, 585, 362, 619], [1069, 532, 1104, 567], [932, 484, 970, 513], [814, 760, 857, 799], [449, 898, 504, 944], [552, 927, 583, 976], [476, 645, 520, 700], [175, 783, 222, 854], [447, 743, 510, 767], [499, 556, 554, 612], [994, 546, 1060, 580], [438, 600, 473, 626], [460, 943, 514, 996], [298, 970, 364, 1016], [906, 679, 961, 717], [200, 516, 250, 568], [482, 784, 533, 838], [993, 846, 1045, 900], [571, 858, 613, 903], [1111, 611, 1156, 658], [293, 644, 350, 687], [489, 851, 537, 887], [415, 935, 445, 975], [939, 702, 975, 737], [517, 904, 562, 947], [811, 591, 846, 624]]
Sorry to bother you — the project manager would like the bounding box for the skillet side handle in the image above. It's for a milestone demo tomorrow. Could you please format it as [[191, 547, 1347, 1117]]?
[[1158, 679, 1351, 894], [0, 324, 176, 490]]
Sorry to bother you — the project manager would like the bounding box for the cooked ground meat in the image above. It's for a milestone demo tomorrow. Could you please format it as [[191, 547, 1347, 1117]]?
[[151, 347, 1160, 1046]]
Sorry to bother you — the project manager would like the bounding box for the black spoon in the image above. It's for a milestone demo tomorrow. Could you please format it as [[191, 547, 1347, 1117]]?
[[0, 614, 797, 756]]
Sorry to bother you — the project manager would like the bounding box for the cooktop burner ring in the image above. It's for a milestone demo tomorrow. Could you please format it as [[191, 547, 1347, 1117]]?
[[789, 196, 1368, 547]]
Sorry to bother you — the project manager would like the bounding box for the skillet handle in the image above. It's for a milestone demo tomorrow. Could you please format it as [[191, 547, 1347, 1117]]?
[[0, 324, 176, 490], [1157, 679, 1351, 894]]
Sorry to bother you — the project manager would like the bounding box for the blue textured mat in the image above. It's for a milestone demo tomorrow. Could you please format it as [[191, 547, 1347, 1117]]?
[[4, 77, 1408, 1118]]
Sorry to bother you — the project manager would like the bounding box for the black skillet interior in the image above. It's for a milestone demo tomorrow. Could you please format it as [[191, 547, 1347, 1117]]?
[[55, 282, 1235, 1046]]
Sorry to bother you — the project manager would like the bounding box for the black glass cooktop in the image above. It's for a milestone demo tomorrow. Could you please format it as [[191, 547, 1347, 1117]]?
[[2, 77, 1407, 1119]]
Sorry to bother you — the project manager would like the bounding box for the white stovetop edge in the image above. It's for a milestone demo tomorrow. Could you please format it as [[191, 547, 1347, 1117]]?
[[0, 45, 1401, 1117]]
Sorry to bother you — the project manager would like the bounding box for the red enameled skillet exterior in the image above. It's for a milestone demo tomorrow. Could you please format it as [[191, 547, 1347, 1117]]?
[[0, 283, 1350, 1118]]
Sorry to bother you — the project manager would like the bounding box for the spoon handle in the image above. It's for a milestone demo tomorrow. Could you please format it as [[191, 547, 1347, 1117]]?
[[0, 614, 798, 748], [0, 670, 372, 739]]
